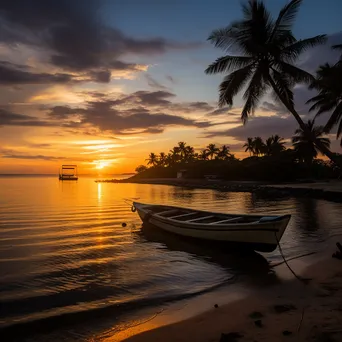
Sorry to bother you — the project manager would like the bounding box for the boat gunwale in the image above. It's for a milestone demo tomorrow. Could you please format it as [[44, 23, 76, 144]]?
[[133, 202, 291, 228]]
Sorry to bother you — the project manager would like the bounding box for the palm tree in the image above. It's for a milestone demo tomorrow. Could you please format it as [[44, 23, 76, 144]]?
[[292, 120, 331, 166], [158, 152, 166, 166], [206, 143, 219, 160], [165, 153, 173, 167], [146, 152, 158, 167], [204, 0, 339, 164], [307, 48, 342, 146], [169, 146, 181, 164], [184, 145, 195, 162], [253, 137, 265, 156], [243, 137, 255, 156], [178, 141, 187, 160], [199, 150, 208, 160], [265, 135, 286, 156], [217, 145, 231, 160]]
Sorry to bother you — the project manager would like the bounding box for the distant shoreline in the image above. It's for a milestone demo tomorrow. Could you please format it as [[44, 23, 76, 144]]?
[[96, 177, 342, 202]]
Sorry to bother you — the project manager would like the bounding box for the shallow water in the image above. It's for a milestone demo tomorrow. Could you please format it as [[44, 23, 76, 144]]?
[[1, 175, 342, 340]]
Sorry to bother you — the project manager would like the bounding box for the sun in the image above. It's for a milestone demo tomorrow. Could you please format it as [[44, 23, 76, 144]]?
[[95, 161, 110, 170]]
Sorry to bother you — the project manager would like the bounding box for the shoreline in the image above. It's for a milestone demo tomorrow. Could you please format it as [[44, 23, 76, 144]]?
[[96, 178, 342, 203], [108, 243, 342, 342]]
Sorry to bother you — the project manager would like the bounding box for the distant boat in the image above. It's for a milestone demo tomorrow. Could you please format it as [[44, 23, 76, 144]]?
[[132, 202, 291, 252], [59, 165, 78, 181]]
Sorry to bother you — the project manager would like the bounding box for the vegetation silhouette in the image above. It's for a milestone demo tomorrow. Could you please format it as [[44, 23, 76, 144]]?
[[205, 0, 341, 166], [135, 139, 339, 182], [307, 44, 342, 146], [292, 120, 331, 167]]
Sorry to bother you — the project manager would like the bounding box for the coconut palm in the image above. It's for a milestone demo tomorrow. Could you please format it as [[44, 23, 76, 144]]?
[[199, 150, 209, 160], [243, 137, 255, 156], [146, 152, 158, 166], [265, 135, 286, 156], [292, 120, 331, 166], [165, 153, 173, 167], [217, 145, 231, 160], [158, 152, 166, 166], [307, 48, 342, 146], [204, 0, 339, 164], [206, 144, 219, 160], [169, 146, 181, 164], [184, 145, 195, 162], [178, 141, 187, 160], [253, 137, 266, 156]]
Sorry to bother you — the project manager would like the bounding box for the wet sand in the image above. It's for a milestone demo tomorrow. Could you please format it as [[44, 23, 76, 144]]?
[[119, 253, 342, 342]]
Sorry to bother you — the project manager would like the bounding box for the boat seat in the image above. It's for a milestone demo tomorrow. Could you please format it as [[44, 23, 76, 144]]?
[[186, 215, 214, 222], [169, 212, 197, 220], [156, 209, 179, 216], [209, 217, 243, 225]]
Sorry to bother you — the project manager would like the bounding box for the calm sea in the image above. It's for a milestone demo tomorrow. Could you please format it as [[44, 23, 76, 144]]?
[[1, 175, 342, 341]]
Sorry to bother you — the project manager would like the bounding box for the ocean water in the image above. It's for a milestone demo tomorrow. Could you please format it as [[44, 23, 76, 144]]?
[[1, 175, 342, 340]]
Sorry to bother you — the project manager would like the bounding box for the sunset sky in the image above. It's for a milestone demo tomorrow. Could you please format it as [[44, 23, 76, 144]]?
[[0, 0, 341, 174]]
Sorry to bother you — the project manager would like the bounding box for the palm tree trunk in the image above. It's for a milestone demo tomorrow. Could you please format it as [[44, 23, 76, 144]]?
[[267, 76, 341, 167]]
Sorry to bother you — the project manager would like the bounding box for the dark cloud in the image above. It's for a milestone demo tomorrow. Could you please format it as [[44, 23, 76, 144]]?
[[1, 154, 65, 160], [0, 108, 53, 126], [47, 95, 215, 134], [88, 70, 111, 83], [206, 106, 239, 116], [203, 116, 299, 140], [186, 102, 213, 112], [27, 143, 52, 148], [299, 32, 342, 74], [1, 89, 217, 135], [78, 91, 108, 99], [0, 61, 74, 85], [47, 106, 78, 120], [0, 0, 200, 75], [145, 74, 169, 90], [129, 90, 176, 106], [0, 148, 64, 160], [260, 101, 289, 116]]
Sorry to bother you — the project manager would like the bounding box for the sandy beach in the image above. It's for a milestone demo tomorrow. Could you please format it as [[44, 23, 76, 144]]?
[[114, 250, 342, 342]]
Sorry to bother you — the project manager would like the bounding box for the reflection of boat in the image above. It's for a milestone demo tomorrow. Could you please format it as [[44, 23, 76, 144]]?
[[59, 165, 78, 181], [136, 223, 274, 283], [132, 202, 291, 252]]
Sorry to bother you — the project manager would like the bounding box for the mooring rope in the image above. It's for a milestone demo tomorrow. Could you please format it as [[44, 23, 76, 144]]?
[[274, 232, 311, 284]]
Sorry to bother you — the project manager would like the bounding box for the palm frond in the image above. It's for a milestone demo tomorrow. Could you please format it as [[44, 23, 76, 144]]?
[[275, 61, 315, 84], [332, 44, 342, 64], [306, 94, 326, 105], [316, 100, 339, 115], [332, 44, 342, 50], [205, 56, 253, 74], [270, 0, 302, 42], [241, 66, 267, 123], [218, 65, 254, 107], [207, 23, 243, 51], [270, 68, 294, 108], [338, 121, 342, 145], [324, 101, 342, 133], [280, 35, 327, 61]]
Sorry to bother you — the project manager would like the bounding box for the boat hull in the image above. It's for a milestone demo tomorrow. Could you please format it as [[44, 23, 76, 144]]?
[[134, 202, 290, 253]]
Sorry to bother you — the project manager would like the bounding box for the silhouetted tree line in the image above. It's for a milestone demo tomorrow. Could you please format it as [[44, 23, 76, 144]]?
[[134, 137, 341, 182]]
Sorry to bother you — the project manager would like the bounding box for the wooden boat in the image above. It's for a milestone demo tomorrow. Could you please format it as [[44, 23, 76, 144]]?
[[132, 202, 291, 252], [59, 164, 78, 181]]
